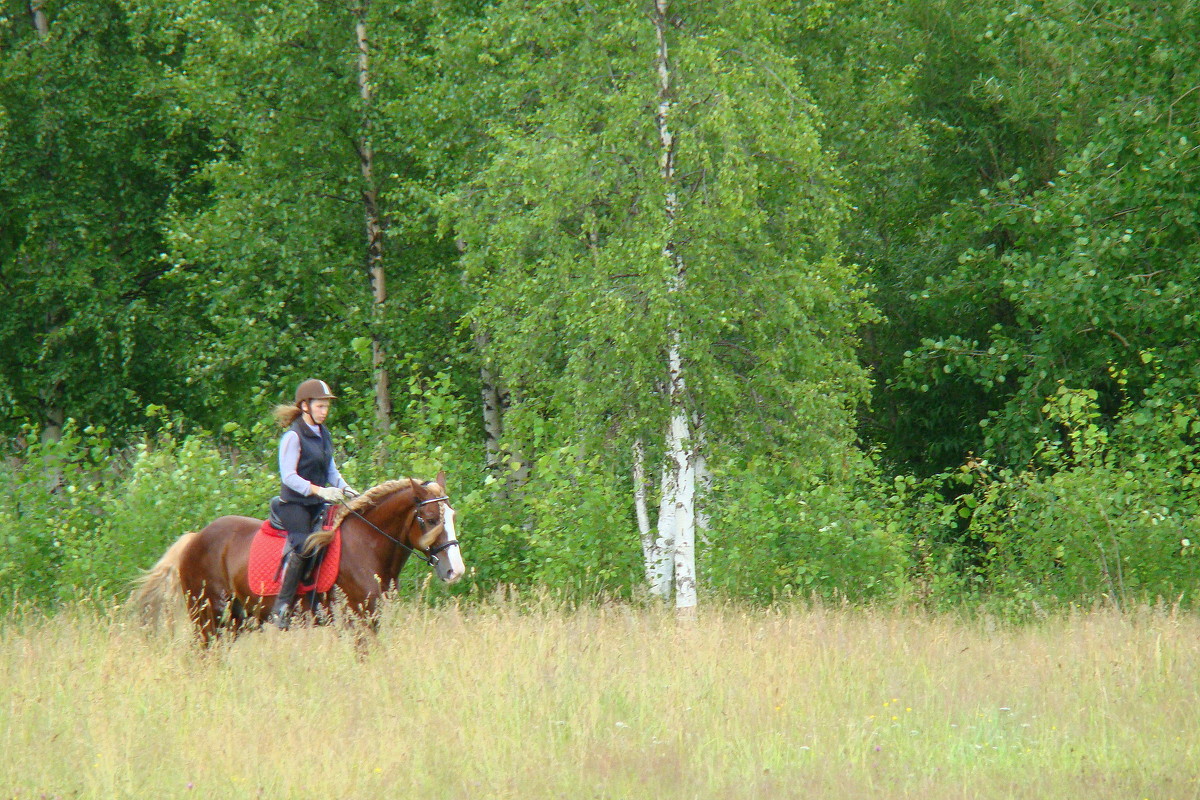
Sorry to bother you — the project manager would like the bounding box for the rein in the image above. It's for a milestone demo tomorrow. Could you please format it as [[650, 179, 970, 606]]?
[[337, 494, 458, 568]]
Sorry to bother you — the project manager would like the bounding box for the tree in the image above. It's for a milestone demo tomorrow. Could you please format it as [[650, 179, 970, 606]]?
[[353, 0, 392, 430], [889, 0, 1200, 465], [439, 0, 874, 607], [124, 0, 468, 432], [0, 0, 207, 439], [794, 0, 1200, 471]]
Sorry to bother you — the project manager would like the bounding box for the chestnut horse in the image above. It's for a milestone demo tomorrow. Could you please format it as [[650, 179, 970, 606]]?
[[132, 473, 464, 642]]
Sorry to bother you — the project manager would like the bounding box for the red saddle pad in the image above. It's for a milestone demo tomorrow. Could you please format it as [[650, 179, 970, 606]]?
[[248, 520, 341, 596]]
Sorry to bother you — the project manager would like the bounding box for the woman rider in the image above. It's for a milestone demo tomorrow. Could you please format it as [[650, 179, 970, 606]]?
[[267, 378, 357, 629]]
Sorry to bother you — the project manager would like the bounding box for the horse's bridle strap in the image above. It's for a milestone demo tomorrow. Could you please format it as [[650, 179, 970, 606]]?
[[427, 539, 459, 557]]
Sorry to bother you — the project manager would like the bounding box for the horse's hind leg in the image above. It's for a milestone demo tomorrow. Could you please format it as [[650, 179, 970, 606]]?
[[226, 597, 250, 635], [184, 585, 223, 646]]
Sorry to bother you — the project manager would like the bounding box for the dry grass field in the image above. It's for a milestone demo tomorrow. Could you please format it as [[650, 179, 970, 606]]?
[[2, 598, 1198, 799]]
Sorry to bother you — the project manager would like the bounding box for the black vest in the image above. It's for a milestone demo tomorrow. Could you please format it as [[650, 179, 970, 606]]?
[[281, 417, 334, 505]]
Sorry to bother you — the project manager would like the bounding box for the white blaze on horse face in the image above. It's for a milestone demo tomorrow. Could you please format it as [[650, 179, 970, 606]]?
[[435, 503, 465, 584]]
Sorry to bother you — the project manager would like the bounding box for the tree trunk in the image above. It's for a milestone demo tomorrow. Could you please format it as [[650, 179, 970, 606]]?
[[663, 340, 697, 612], [39, 387, 63, 445], [459, 241, 530, 496], [652, 456, 677, 598], [28, 9, 59, 443], [355, 0, 390, 431], [478, 330, 505, 472], [653, 0, 697, 613], [476, 329, 529, 488], [694, 412, 712, 546], [633, 438, 662, 590], [28, 0, 47, 37]]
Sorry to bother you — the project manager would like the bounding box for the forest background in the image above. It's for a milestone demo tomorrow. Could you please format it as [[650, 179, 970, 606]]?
[[2, 0, 1198, 614]]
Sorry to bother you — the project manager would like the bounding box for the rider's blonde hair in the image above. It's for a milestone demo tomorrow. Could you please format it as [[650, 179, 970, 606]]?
[[273, 404, 303, 427]]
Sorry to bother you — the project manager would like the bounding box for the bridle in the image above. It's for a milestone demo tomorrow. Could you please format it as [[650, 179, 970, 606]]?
[[412, 493, 461, 562], [337, 486, 459, 568]]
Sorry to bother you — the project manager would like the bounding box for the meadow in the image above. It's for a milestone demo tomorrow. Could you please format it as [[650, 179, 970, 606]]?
[[2, 599, 1198, 799]]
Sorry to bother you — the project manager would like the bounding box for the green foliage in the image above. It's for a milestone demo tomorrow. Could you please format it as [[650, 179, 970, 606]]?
[[521, 449, 648, 598], [440, 0, 873, 474], [3, 0, 1200, 614], [702, 457, 911, 603], [0, 0, 210, 436], [897, 374, 1200, 615], [65, 433, 277, 598], [122, 0, 472, 433], [458, 449, 644, 601], [0, 420, 276, 607], [872, 0, 1200, 467], [0, 423, 115, 605]]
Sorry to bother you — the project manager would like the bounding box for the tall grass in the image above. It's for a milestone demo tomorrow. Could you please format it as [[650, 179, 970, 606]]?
[[2, 600, 1198, 799]]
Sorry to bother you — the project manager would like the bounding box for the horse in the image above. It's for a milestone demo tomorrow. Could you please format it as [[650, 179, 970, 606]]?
[[132, 472, 464, 643]]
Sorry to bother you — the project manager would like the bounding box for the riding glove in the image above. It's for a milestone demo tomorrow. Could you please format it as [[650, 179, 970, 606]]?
[[313, 485, 346, 503]]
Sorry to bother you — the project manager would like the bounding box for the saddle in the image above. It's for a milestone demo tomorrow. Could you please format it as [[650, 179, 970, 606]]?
[[248, 498, 342, 596], [267, 496, 338, 533]]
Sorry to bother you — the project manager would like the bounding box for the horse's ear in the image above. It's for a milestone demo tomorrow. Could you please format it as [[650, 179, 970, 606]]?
[[436, 470, 447, 490]]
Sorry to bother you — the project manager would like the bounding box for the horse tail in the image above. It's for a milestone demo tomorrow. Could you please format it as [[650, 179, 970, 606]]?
[[129, 531, 198, 626]]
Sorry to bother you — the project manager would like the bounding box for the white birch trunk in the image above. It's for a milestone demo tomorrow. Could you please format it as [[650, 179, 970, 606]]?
[[653, 0, 697, 613], [632, 439, 652, 555], [28, 0, 48, 37], [355, 2, 391, 431], [633, 438, 662, 590], [664, 339, 697, 611], [476, 330, 505, 472], [652, 458, 676, 598]]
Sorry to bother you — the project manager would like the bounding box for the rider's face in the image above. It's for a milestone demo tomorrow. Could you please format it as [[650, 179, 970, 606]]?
[[305, 399, 331, 425]]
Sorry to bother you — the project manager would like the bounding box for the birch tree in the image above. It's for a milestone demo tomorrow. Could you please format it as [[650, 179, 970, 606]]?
[[652, 0, 696, 610], [442, 0, 873, 607]]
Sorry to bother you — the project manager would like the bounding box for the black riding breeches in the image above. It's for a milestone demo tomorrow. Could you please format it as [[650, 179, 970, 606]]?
[[274, 501, 324, 554]]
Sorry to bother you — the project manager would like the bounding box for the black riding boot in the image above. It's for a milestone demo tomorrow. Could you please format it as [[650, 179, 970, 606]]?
[[267, 553, 305, 630]]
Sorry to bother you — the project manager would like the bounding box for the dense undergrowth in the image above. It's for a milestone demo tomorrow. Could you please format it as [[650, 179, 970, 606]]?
[[3, 374, 1197, 617]]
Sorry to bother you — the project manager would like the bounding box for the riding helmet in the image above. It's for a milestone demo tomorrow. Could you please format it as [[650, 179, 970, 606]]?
[[294, 379, 336, 406]]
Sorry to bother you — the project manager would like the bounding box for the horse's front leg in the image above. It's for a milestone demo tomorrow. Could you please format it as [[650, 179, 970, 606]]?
[[304, 591, 336, 626], [333, 581, 382, 656]]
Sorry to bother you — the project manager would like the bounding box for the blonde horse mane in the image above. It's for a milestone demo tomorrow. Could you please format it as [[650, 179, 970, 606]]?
[[303, 479, 427, 554]]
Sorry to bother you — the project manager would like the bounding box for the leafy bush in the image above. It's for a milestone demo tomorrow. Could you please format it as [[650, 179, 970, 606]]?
[[906, 379, 1200, 614], [0, 422, 121, 606], [0, 421, 278, 607], [702, 456, 912, 603], [3, 370, 1195, 613]]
